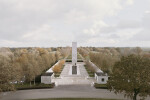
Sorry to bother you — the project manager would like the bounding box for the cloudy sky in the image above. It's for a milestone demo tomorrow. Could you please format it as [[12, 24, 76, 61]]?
[[0, 0, 150, 47]]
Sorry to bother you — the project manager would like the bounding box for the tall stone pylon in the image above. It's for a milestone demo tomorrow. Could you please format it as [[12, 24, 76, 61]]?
[[72, 42, 77, 74]]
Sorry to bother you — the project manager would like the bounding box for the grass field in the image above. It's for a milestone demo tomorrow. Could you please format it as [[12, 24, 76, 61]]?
[[29, 98, 117, 100], [94, 83, 108, 89], [66, 53, 82, 59], [84, 65, 95, 77]]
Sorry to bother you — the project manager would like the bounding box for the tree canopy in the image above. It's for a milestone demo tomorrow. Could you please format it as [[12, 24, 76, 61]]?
[[107, 55, 150, 100], [0, 47, 69, 92]]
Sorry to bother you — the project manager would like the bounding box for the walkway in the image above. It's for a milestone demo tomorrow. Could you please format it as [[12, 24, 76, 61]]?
[[1, 85, 150, 100], [52, 62, 96, 85]]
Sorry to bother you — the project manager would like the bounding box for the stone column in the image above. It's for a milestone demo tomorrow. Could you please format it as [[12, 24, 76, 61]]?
[[72, 42, 77, 74]]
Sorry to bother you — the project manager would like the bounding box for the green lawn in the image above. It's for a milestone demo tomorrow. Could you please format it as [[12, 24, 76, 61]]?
[[66, 53, 82, 60], [84, 65, 95, 77], [28, 98, 118, 100], [94, 83, 108, 89]]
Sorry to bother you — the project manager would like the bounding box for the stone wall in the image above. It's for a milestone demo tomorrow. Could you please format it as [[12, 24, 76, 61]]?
[[41, 76, 52, 84], [95, 74, 108, 84]]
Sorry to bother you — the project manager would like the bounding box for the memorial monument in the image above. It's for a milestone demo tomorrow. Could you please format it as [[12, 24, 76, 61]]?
[[72, 42, 77, 74]]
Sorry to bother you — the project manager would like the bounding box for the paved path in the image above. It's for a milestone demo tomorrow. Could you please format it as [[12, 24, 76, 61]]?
[[1, 85, 150, 100], [52, 62, 96, 85]]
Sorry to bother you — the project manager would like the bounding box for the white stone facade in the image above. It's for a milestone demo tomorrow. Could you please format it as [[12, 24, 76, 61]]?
[[95, 73, 109, 84], [72, 42, 77, 66], [88, 61, 109, 84], [41, 76, 52, 84], [41, 73, 54, 84]]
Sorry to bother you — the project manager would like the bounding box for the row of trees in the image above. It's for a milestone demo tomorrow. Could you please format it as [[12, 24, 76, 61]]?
[[85, 60, 96, 73], [78, 48, 89, 59], [0, 55, 15, 92], [0, 47, 69, 92], [14, 48, 58, 86], [79, 47, 150, 74], [52, 59, 65, 74], [89, 52, 119, 74]]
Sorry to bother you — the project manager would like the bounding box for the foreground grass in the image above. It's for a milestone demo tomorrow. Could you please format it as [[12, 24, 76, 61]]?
[[94, 83, 108, 89], [28, 98, 118, 100]]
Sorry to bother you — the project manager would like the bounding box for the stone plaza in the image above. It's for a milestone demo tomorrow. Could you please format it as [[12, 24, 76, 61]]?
[[51, 42, 96, 85]]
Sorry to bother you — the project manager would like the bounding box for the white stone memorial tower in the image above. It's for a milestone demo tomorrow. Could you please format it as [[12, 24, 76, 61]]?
[[72, 42, 77, 66], [72, 42, 77, 74]]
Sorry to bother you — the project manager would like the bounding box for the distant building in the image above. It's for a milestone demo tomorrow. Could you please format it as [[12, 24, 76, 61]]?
[[95, 72, 109, 84], [41, 72, 54, 84]]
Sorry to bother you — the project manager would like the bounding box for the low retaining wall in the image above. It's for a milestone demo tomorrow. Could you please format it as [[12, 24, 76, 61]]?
[[41, 60, 61, 84], [88, 60, 109, 84], [88, 60, 103, 73], [46, 60, 61, 73]]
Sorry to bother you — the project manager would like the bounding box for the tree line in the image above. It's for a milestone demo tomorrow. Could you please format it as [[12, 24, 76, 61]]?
[[79, 47, 150, 74], [0, 47, 71, 92], [79, 47, 150, 100]]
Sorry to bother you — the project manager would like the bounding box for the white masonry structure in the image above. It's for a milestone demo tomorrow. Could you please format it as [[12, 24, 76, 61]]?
[[72, 42, 77, 66], [72, 42, 77, 74]]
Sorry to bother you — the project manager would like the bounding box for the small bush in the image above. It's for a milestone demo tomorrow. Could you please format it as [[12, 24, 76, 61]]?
[[94, 83, 107, 89], [66, 59, 72, 62], [53, 65, 61, 73], [53, 60, 65, 77], [15, 83, 55, 90]]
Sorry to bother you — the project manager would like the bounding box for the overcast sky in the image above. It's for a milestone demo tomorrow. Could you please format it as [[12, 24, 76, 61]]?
[[0, 0, 150, 47]]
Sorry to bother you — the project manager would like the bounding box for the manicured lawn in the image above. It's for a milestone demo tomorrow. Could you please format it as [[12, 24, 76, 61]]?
[[94, 83, 108, 89], [66, 53, 83, 60], [65, 59, 83, 62], [66, 53, 83, 62], [84, 65, 95, 77], [28, 98, 118, 100], [67, 55, 72, 59], [65, 59, 72, 62]]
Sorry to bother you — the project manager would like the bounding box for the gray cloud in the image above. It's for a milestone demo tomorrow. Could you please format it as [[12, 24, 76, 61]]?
[[108, 34, 120, 39], [117, 20, 141, 29], [131, 12, 150, 41], [132, 30, 150, 41], [0, 0, 150, 47]]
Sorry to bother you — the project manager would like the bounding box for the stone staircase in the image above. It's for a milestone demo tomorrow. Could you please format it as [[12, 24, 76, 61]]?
[[52, 62, 96, 85]]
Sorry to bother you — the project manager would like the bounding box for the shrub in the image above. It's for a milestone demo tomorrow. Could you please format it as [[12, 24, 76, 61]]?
[[59, 60, 65, 66], [94, 83, 107, 89], [52, 65, 61, 73]]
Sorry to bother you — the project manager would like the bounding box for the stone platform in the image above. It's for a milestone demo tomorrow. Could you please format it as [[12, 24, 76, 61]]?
[[52, 62, 96, 85]]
